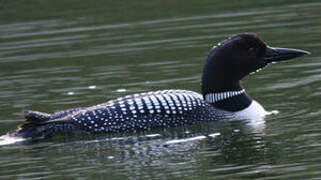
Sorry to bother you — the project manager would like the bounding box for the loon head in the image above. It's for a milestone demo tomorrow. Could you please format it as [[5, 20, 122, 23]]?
[[202, 33, 310, 111]]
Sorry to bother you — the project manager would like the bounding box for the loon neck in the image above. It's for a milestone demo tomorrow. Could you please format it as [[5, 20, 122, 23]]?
[[204, 90, 252, 112], [201, 76, 253, 111], [201, 51, 253, 112], [201, 69, 252, 111]]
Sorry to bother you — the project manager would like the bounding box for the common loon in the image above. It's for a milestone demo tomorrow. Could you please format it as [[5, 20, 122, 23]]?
[[6, 33, 309, 139]]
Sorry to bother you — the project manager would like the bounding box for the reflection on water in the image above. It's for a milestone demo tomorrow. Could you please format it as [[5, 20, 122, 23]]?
[[1, 0, 321, 179], [0, 135, 24, 146], [0, 121, 270, 179]]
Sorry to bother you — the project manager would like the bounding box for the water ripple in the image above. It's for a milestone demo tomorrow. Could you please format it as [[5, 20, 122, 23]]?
[[0, 2, 321, 180]]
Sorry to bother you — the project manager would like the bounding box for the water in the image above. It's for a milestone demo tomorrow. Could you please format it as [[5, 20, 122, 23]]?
[[1, 0, 321, 179]]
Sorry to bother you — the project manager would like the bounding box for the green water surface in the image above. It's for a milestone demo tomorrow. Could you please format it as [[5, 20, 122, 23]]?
[[0, 0, 321, 179]]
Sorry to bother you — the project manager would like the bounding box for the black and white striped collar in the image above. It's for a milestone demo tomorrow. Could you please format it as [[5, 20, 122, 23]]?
[[204, 89, 246, 103]]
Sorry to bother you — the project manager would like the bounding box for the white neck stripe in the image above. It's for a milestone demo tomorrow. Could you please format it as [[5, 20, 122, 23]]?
[[205, 89, 245, 103]]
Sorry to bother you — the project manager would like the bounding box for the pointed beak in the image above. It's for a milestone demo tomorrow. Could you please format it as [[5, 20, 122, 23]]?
[[264, 46, 310, 63]]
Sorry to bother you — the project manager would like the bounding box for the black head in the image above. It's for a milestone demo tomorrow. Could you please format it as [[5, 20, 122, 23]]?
[[202, 33, 310, 94]]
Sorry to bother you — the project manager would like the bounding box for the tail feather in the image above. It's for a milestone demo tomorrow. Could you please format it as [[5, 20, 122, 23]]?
[[8, 110, 81, 139], [23, 110, 50, 122], [6, 110, 53, 139], [13, 124, 48, 139]]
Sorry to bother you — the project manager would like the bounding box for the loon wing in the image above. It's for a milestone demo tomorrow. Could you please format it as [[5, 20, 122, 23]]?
[[11, 90, 222, 138]]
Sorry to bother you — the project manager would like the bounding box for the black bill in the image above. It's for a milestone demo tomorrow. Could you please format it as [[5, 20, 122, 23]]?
[[264, 46, 310, 63]]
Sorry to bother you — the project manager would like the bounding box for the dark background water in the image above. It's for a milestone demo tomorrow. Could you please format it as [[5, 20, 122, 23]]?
[[1, 0, 321, 179]]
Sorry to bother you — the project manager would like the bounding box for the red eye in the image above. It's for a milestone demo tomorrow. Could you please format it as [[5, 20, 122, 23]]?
[[249, 47, 256, 54]]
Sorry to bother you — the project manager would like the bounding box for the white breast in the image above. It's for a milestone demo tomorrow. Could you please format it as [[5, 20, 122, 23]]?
[[234, 100, 267, 120]]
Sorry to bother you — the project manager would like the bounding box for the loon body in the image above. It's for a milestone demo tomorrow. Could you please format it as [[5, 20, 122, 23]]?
[[18, 90, 232, 138], [7, 33, 309, 139]]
